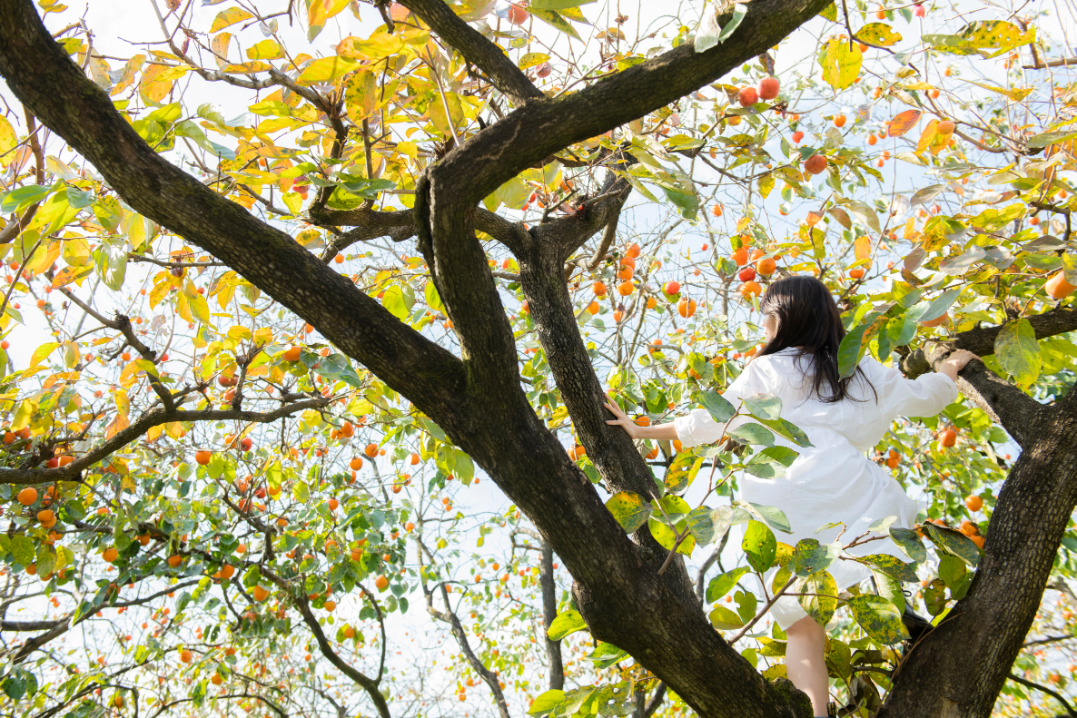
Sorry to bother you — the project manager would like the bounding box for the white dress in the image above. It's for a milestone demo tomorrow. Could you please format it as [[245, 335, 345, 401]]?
[[673, 348, 958, 629]]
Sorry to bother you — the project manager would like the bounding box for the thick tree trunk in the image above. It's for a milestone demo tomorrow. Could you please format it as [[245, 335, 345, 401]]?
[[879, 395, 1077, 717]]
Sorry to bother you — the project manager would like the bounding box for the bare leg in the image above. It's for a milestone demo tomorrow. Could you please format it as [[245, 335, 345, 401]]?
[[785, 615, 830, 716]]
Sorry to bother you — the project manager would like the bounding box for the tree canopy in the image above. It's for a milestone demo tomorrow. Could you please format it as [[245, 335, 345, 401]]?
[[0, 0, 1076, 717]]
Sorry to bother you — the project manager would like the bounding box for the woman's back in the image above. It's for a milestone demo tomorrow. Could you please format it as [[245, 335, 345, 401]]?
[[734, 349, 958, 453], [674, 349, 958, 454]]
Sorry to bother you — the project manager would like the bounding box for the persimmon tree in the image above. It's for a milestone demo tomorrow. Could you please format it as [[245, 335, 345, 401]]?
[[0, 0, 1076, 717]]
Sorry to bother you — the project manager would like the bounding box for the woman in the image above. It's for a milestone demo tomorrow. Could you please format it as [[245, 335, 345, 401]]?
[[604, 275, 975, 716]]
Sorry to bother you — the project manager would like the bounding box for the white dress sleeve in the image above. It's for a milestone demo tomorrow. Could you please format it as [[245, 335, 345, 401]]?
[[861, 356, 958, 419], [673, 361, 762, 448]]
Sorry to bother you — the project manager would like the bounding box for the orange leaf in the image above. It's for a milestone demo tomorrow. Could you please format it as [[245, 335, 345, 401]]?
[[887, 109, 922, 138], [854, 235, 872, 262]]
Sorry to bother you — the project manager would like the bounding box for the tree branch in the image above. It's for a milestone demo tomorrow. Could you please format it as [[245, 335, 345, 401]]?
[[397, 0, 543, 106], [0, 398, 329, 486], [260, 569, 391, 718], [952, 308, 1077, 358], [899, 342, 1045, 448]]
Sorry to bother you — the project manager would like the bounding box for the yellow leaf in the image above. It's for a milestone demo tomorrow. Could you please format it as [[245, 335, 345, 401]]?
[[227, 325, 253, 341], [344, 70, 378, 122], [139, 63, 187, 104], [105, 412, 130, 441], [62, 235, 91, 267], [115, 389, 130, 418], [518, 52, 550, 69], [26, 241, 61, 275], [308, 0, 352, 41], [818, 37, 862, 90], [246, 40, 283, 61], [221, 62, 272, 74], [297, 56, 360, 85], [11, 401, 36, 431], [88, 54, 111, 89], [29, 342, 59, 368], [165, 422, 187, 439], [51, 265, 92, 289], [0, 116, 16, 161], [854, 235, 872, 262], [211, 33, 232, 70], [111, 54, 145, 97], [210, 7, 254, 33], [966, 81, 1034, 103], [856, 22, 901, 47]]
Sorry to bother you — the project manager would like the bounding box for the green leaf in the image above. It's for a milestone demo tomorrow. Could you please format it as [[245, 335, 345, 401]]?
[[744, 393, 781, 420], [1, 184, 51, 214], [586, 642, 628, 669], [661, 186, 699, 220], [735, 589, 758, 623], [924, 524, 981, 567], [845, 595, 910, 644], [686, 506, 716, 546], [92, 239, 127, 291], [890, 527, 928, 563], [605, 491, 652, 533], [838, 321, 871, 379], [529, 9, 583, 41], [528, 689, 566, 716], [424, 281, 444, 313], [36, 543, 56, 578], [708, 604, 745, 630], [994, 318, 1041, 389], [917, 288, 962, 324], [665, 452, 702, 494], [818, 37, 863, 90], [797, 571, 838, 626], [923, 577, 948, 615], [698, 390, 736, 423], [745, 503, 793, 534], [1028, 130, 1077, 149], [938, 553, 967, 589], [546, 610, 587, 640], [743, 520, 777, 573], [757, 417, 813, 447], [10, 534, 34, 566], [381, 284, 414, 321], [648, 502, 695, 556], [706, 566, 751, 603], [790, 539, 834, 577], [729, 422, 775, 446], [873, 572, 905, 614], [858, 554, 920, 583]]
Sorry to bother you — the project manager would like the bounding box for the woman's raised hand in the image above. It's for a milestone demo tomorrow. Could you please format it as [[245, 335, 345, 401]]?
[[603, 393, 640, 440], [940, 349, 978, 382]]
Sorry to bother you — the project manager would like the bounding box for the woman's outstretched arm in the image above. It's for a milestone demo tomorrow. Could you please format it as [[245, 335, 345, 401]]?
[[603, 393, 680, 441]]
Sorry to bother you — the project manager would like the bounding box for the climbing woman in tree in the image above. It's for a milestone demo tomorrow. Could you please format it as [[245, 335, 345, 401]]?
[[604, 275, 976, 716]]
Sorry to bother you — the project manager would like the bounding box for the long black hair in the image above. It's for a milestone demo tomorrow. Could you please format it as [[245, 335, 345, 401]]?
[[754, 275, 874, 403]]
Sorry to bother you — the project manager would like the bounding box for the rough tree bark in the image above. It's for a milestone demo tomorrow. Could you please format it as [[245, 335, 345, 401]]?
[[3, 0, 1076, 716], [878, 343, 1077, 717]]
